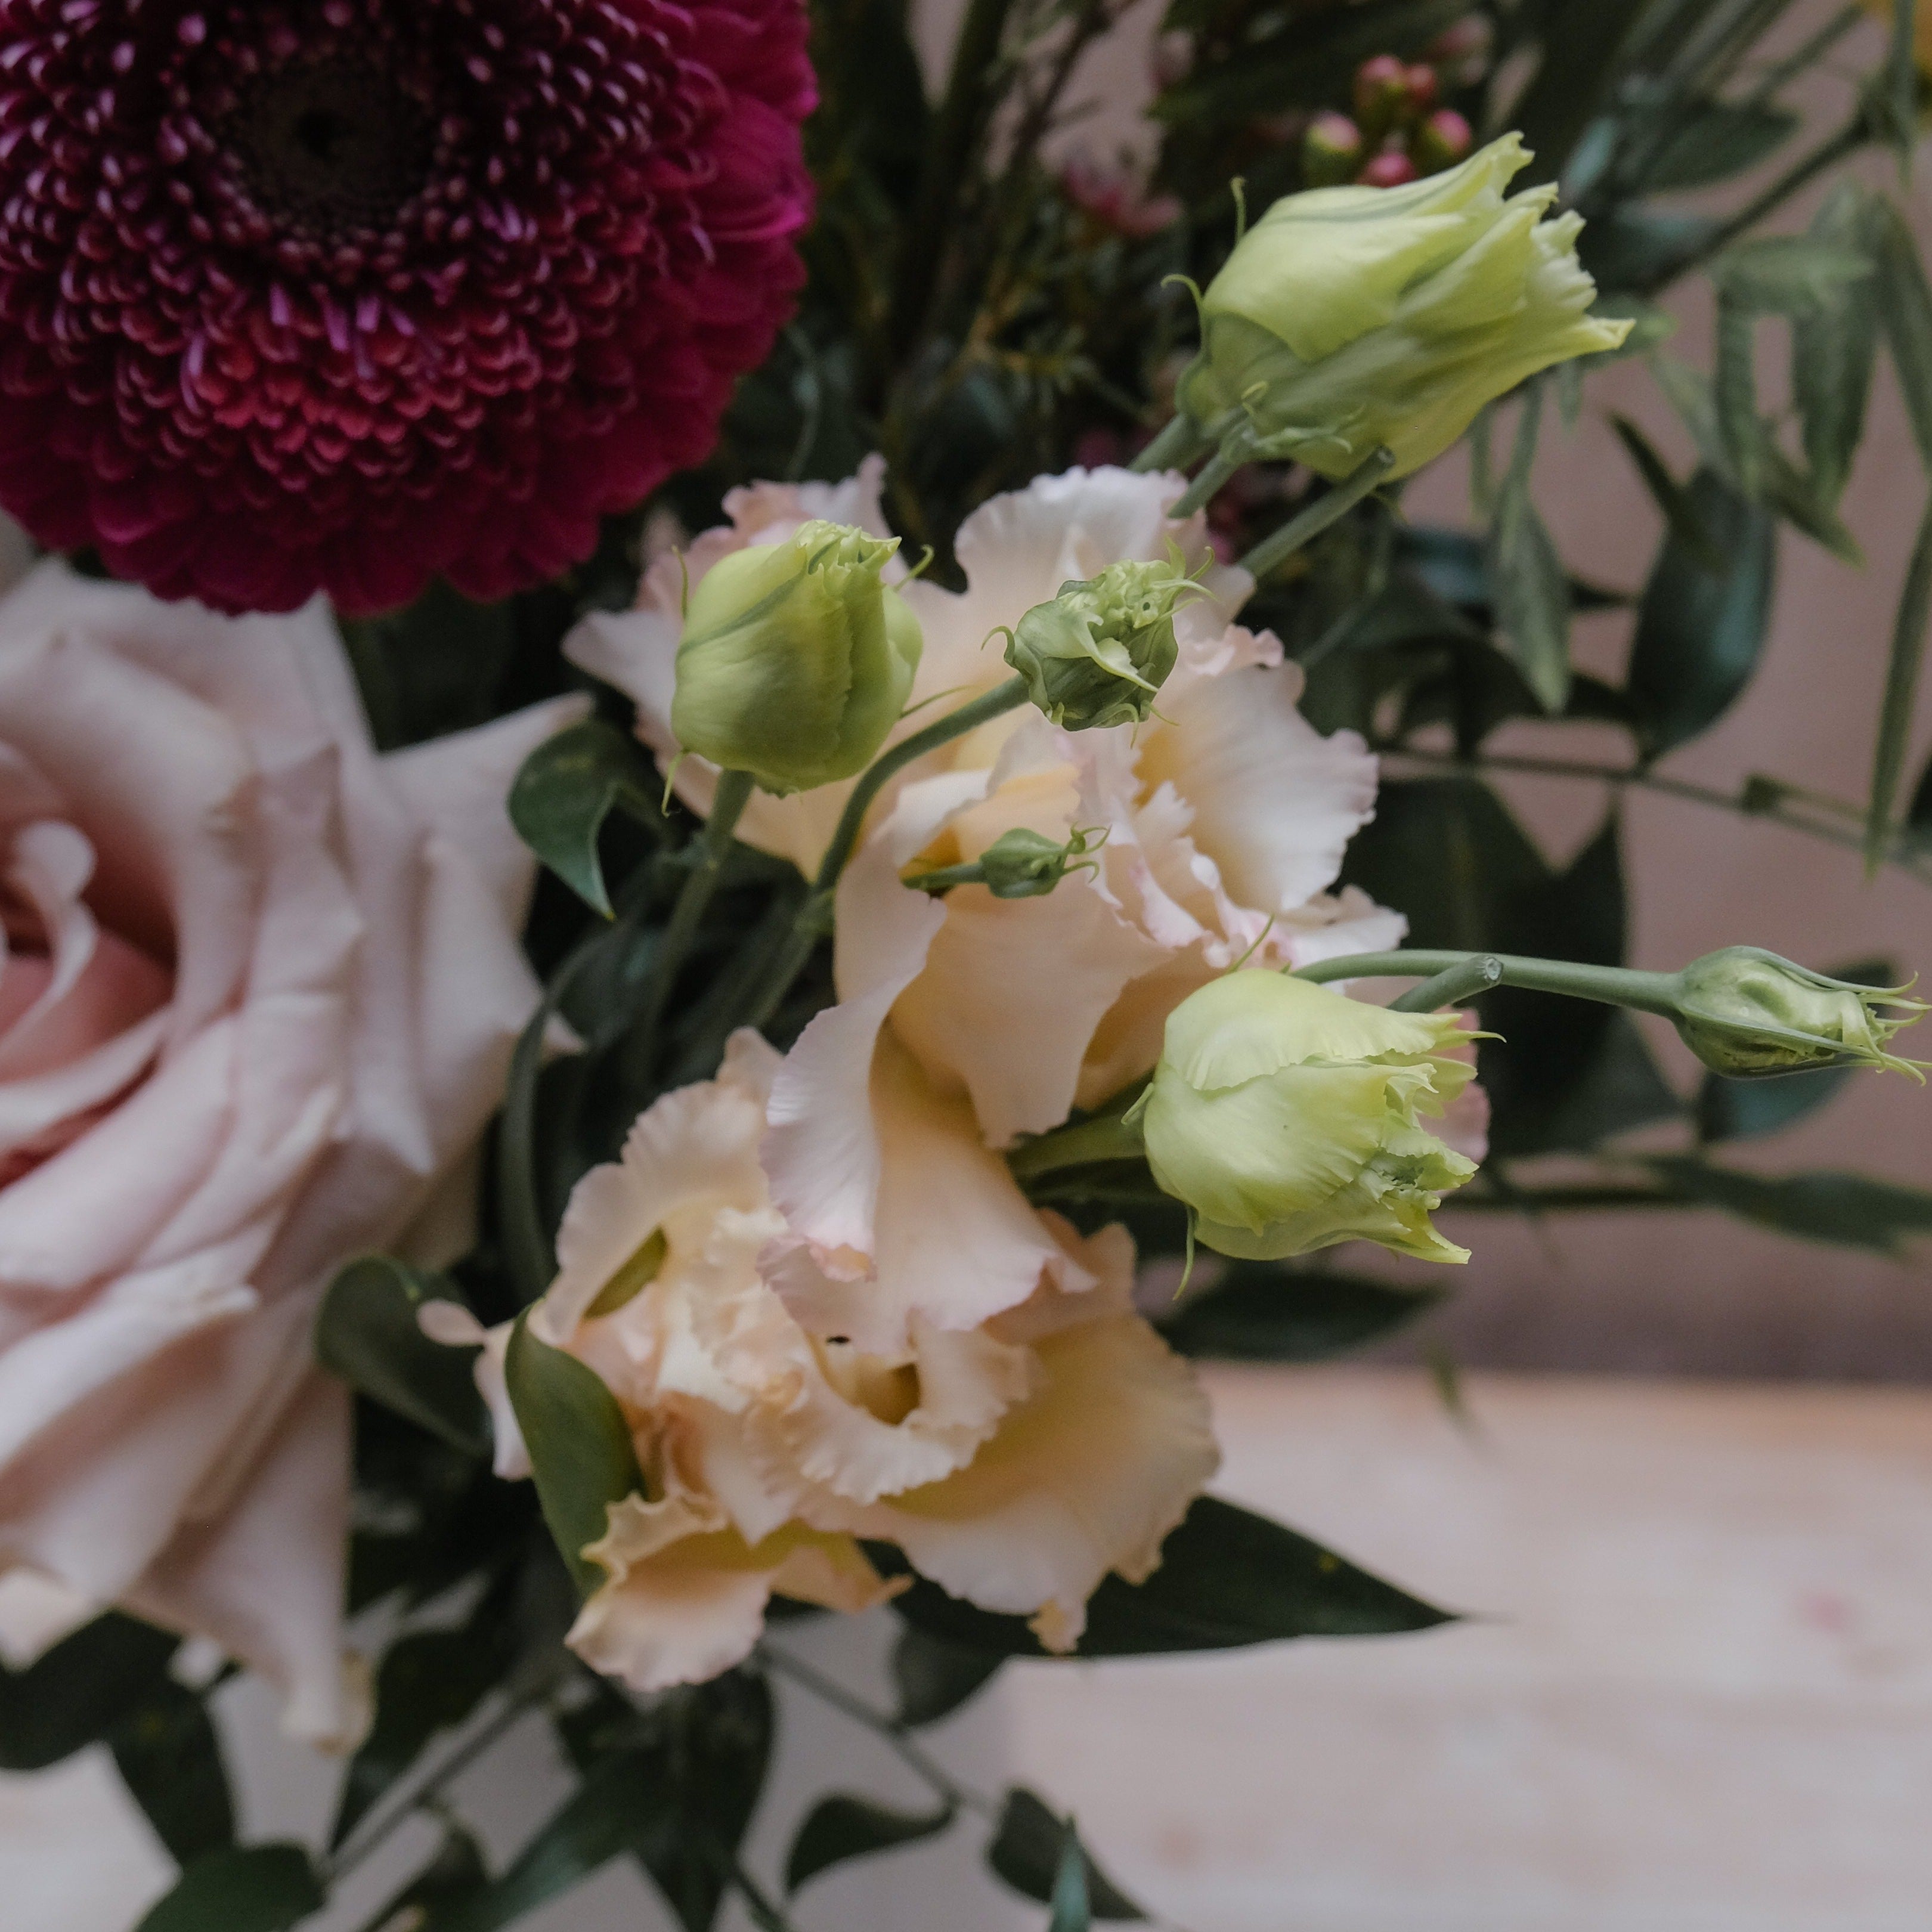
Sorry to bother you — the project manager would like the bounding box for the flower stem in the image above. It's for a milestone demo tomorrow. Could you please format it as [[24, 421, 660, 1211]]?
[[1389, 954, 1505, 1013], [736, 676, 1032, 1032], [623, 767, 755, 1088], [1006, 1113, 1145, 1181], [1166, 441, 1247, 519], [1130, 414, 1210, 474], [1237, 447, 1396, 581], [1293, 949, 1683, 1015]]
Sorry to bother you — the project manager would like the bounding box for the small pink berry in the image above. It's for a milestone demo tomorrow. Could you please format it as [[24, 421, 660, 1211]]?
[[1360, 150, 1421, 188], [1303, 110, 1364, 187], [1411, 107, 1474, 175]]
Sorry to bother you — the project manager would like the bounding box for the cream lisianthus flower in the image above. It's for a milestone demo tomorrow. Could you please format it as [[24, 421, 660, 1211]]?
[[437, 1032, 1216, 1690]]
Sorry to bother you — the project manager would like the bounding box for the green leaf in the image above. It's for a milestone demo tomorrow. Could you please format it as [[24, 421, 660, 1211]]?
[[353, 1828, 489, 1932], [508, 716, 668, 918], [1649, 1157, 1932, 1255], [1865, 488, 1932, 872], [317, 1256, 490, 1456], [332, 1593, 518, 1847], [1507, 0, 1653, 185], [1627, 468, 1775, 756], [892, 1628, 1005, 1727], [110, 1680, 234, 1869], [1609, 416, 1723, 571], [887, 1496, 1452, 1659], [1877, 0, 1922, 172], [1713, 293, 1764, 496], [1711, 237, 1873, 315], [1049, 1819, 1092, 1932], [1580, 208, 1722, 293], [504, 1311, 645, 1596], [134, 1845, 322, 1932], [340, 580, 520, 753], [1159, 1267, 1444, 1361], [0, 1611, 177, 1771], [1794, 185, 1883, 510], [986, 1791, 1141, 1921], [1487, 388, 1571, 711], [785, 1794, 954, 1893], [1637, 100, 1798, 191], [544, 1672, 774, 1932], [1508, 1009, 1682, 1156], [1871, 197, 1932, 472]]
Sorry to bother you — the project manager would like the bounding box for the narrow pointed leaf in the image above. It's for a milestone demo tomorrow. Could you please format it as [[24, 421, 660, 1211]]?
[[504, 1311, 644, 1595], [1487, 388, 1569, 711], [1638, 100, 1797, 191], [0, 1611, 177, 1770], [1649, 1157, 1932, 1255], [785, 1795, 954, 1893], [134, 1845, 322, 1932], [1865, 488, 1932, 872], [1713, 294, 1763, 497], [1159, 1268, 1444, 1361], [318, 1255, 490, 1456], [987, 1791, 1140, 1921], [892, 1628, 1004, 1727], [1609, 416, 1722, 570], [886, 1496, 1451, 1657], [1872, 199, 1932, 471], [509, 717, 668, 917], [1794, 184, 1883, 509]]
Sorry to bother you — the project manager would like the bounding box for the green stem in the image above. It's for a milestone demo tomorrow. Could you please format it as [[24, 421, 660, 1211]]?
[[737, 677, 1032, 1031], [757, 1641, 990, 1820], [1642, 112, 1868, 293], [622, 768, 754, 1089], [1007, 1112, 1144, 1181], [1292, 949, 1683, 1014], [1167, 441, 1246, 519], [1237, 448, 1396, 581], [902, 860, 986, 894], [1390, 955, 1504, 1013], [1131, 414, 1212, 473]]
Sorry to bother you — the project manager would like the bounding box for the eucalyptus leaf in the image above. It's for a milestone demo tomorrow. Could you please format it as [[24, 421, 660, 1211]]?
[[1871, 197, 1932, 472], [886, 1496, 1451, 1658], [317, 1255, 490, 1456], [1649, 1157, 1932, 1255], [0, 1611, 177, 1772], [504, 1311, 645, 1596], [785, 1794, 954, 1893], [1488, 388, 1571, 711], [1158, 1267, 1445, 1361], [1627, 468, 1775, 756], [1711, 237, 1872, 314], [892, 1627, 1005, 1727], [134, 1844, 322, 1932], [508, 716, 669, 918], [1794, 184, 1883, 509], [986, 1790, 1141, 1921], [110, 1680, 234, 1869]]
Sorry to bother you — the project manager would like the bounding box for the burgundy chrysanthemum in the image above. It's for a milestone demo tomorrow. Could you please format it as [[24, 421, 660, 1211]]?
[[0, 0, 816, 613]]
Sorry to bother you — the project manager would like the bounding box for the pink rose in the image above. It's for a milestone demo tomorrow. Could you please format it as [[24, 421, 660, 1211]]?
[[0, 562, 579, 1744]]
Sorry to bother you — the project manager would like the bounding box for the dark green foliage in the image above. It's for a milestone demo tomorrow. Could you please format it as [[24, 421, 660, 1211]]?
[[986, 1789, 1142, 1921], [317, 1256, 491, 1456], [110, 1680, 234, 1869], [893, 1627, 1007, 1727], [0, 1611, 177, 1772], [1159, 1267, 1446, 1361], [1649, 1158, 1932, 1256], [134, 1845, 322, 1932], [509, 717, 671, 917], [887, 1496, 1451, 1658], [785, 1794, 955, 1892]]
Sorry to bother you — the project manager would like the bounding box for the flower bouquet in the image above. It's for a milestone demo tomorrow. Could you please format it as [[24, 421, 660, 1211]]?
[[0, 1, 1929, 1927]]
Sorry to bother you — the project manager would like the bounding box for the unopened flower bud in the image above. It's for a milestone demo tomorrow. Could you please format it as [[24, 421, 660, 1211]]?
[[1352, 54, 1409, 137], [1174, 132, 1633, 481], [1672, 947, 1928, 1078], [982, 826, 1104, 899], [1004, 558, 1196, 730], [1302, 111, 1364, 188], [1424, 16, 1493, 88], [1411, 107, 1473, 175], [672, 520, 923, 794], [1403, 64, 1438, 114], [1360, 149, 1420, 188], [1132, 970, 1479, 1265]]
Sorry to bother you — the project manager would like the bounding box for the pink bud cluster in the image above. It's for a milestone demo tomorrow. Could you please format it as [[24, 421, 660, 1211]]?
[[1300, 17, 1489, 190]]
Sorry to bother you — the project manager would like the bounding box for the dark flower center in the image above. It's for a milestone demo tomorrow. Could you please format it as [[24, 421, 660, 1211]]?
[[231, 62, 435, 239]]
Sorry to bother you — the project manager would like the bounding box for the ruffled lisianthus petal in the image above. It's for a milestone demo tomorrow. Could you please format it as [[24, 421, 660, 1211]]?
[[445, 1033, 1215, 1689], [0, 0, 815, 615]]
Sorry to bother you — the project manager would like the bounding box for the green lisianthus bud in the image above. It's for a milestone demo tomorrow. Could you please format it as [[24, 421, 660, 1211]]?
[[905, 825, 1106, 899], [671, 520, 923, 794], [1672, 947, 1928, 1078], [1175, 132, 1632, 481], [1004, 558, 1195, 731], [1134, 970, 1478, 1265]]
